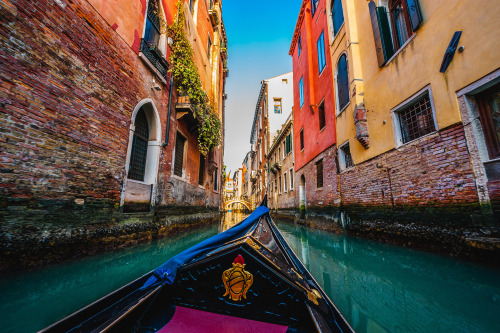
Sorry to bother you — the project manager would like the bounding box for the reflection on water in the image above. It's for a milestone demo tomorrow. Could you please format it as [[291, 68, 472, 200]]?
[[0, 224, 219, 333], [276, 221, 500, 333], [1, 214, 499, 333], [220, 211, 249, 232]]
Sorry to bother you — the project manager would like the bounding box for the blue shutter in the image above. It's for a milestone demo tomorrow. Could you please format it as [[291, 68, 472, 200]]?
[[406, 0, 423, 31], [332, 0, 345, 36], [299, 77, 304, 107]]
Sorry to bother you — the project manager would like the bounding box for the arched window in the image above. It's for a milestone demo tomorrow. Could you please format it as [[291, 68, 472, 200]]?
[[128, 108, 149, 181], [331, 0, 344, 37], [336, 54, 349, 112]]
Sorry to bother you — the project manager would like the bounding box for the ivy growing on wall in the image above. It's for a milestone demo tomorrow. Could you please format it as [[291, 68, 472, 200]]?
[[169, 0, 221, 155]]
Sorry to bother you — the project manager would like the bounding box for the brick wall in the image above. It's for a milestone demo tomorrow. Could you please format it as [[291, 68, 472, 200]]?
[[295, 144, 339, 209], [340, 124, 480, 210], [0, 0, 173, 222]]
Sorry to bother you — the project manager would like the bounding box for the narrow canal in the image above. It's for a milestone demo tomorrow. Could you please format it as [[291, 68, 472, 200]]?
[[0, 212, 499, 332]]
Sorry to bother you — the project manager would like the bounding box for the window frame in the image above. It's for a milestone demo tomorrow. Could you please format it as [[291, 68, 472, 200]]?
[[274, 98, 282, 114], [317, 31, 326, 74], [284, 171, 288, 192], [391, 86, 438, 147], [316, 159, 323, 188], [389, 0, 412, 51], [299, 77, 304, 108], [207, 34, 212, 61], [318, 100, 326, 130], [289, 168, 294, 190], [331, 0, 345, 38], [311, 0, 320, 17], [173, 131, 187, 178], [477, 82, 500, 159], [339, 141, 354, 171], [298, 35, 302, 58], [335, 53, 350, 115], [300, 128, 305, 151]]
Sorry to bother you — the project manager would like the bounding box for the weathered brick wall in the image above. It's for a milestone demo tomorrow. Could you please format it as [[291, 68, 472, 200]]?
[[295, 144, 339, 208], [0, 0, 173, 222], [340, 124, 480, 210]]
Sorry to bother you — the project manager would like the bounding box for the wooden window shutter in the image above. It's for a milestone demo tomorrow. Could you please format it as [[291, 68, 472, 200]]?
[[198, 153, 205, 185], [369, 1, 394, 67], [174, 133, 186, 177], [406, 0, 423, 32]]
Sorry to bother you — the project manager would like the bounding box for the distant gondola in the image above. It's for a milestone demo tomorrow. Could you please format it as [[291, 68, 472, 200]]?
[[41, 197, 354, 333]]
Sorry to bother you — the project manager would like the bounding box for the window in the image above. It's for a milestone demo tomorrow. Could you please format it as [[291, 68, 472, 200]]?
[[279, 176, 282, 194], [311, 0, 319, 16], [336, 54, 349, 112], [394, 90, 436, 145], [317, 31, 326, 74], [390, 0, 410, 49], [300, 128, 304, 150], [477, 83, 500, 159], [289, 168, 294, 190], [284, 172, 288, 192], [189, 0, 195, 11], [298, 35, 302, 58], [318, 101, 326, 130], [339, 142, 353, 170], [214, 167, 218, 191], [299, 77, 304, 108], [174, 132, 186, 177], [368, 0, 422, 67], [331, 0, 344, 37], [129, 108, 149, 181], [285, 133, 292, 155], [278, 147, 281, 161], [274, 98, 282, 114], [283, 141, 286, 159], [144, 0, 161, 47], [207, 34, 212, 60], [199, 153, 205, 185], [316, 159, 323, 188], [282, 79, 288, 84]]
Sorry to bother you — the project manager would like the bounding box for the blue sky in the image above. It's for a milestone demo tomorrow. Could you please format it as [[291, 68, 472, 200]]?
[[222, 1, 302, 176]]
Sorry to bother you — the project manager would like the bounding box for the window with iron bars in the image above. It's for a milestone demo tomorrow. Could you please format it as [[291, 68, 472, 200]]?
[[396, 92, 435, 144]]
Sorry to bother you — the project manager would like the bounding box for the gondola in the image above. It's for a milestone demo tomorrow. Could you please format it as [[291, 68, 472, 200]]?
[[41, 197, 354, 333]]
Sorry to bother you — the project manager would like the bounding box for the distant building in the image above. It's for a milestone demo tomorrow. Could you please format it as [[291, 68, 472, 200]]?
[[267, 113, 296, 210], [248, 73, 294, 207]]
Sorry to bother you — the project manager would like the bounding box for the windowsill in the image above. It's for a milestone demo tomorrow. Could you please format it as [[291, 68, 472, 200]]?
[[171, 174, 187, 182], [319, 67, 326, 77], [385, 33, 417, 67], [316, 187, 323, 191], [336, 101, 351, 117], [339, 166, 355, 174], [395, 130, 438, 149], [483, 157, 500, 165], [138, 52, 167, 85], [126, 178, 151, 185], [330, 23, 345, 46], [319, 126, 326, 132]]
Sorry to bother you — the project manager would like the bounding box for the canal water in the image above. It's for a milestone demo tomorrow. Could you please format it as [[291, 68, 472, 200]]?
[[0, 212, 498, 332]]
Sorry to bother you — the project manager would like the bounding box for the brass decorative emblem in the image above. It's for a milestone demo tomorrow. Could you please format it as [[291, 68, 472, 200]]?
[[222, 255, 253, 301]]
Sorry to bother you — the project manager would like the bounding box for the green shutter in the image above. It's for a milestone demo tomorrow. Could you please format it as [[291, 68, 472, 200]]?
[[368, 1, 394, 67]]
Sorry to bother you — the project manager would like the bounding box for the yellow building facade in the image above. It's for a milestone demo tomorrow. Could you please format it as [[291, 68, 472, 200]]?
[[325, 0, 500, 219]]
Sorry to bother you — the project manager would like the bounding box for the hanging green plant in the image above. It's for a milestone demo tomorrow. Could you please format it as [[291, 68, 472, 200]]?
[[169, 0, 221, 156]]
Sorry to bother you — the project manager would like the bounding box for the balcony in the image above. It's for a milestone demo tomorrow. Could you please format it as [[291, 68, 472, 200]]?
[[250, 171, 257, 182], [139, 39, 169, 83], [176, 96, 200, 132], [209, 1, 220, 26]]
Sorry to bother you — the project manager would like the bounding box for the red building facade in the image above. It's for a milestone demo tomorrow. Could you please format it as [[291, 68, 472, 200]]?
[[290, 0, 339, 209]]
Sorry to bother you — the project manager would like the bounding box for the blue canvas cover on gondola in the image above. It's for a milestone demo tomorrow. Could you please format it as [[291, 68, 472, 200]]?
[[142, 205, 269, 288]]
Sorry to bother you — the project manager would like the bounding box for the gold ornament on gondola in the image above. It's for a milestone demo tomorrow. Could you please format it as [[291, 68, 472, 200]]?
[[222, 255, 253, 301]]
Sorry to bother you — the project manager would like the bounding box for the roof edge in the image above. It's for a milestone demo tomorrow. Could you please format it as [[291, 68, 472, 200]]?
[[289, 1, 308, 56]]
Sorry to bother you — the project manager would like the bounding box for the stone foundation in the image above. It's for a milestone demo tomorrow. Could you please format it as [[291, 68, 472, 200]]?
[[0, 205, 220, 274]]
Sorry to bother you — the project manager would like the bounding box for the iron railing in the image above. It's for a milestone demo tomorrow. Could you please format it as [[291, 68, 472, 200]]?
[[140, 39, 169, 80]]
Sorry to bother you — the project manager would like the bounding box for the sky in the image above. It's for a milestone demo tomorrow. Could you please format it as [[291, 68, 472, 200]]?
[[222, 1, 303, 176]]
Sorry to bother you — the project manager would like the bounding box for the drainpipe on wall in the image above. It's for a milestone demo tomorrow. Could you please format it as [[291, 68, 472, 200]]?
[[163, 74, 174, 147]]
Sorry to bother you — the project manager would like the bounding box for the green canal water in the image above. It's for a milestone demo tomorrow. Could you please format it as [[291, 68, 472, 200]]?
[[0, 213, 499, 332]]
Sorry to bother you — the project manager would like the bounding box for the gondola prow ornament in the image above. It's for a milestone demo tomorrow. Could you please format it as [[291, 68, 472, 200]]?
[[222, 255, 253, 301]]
